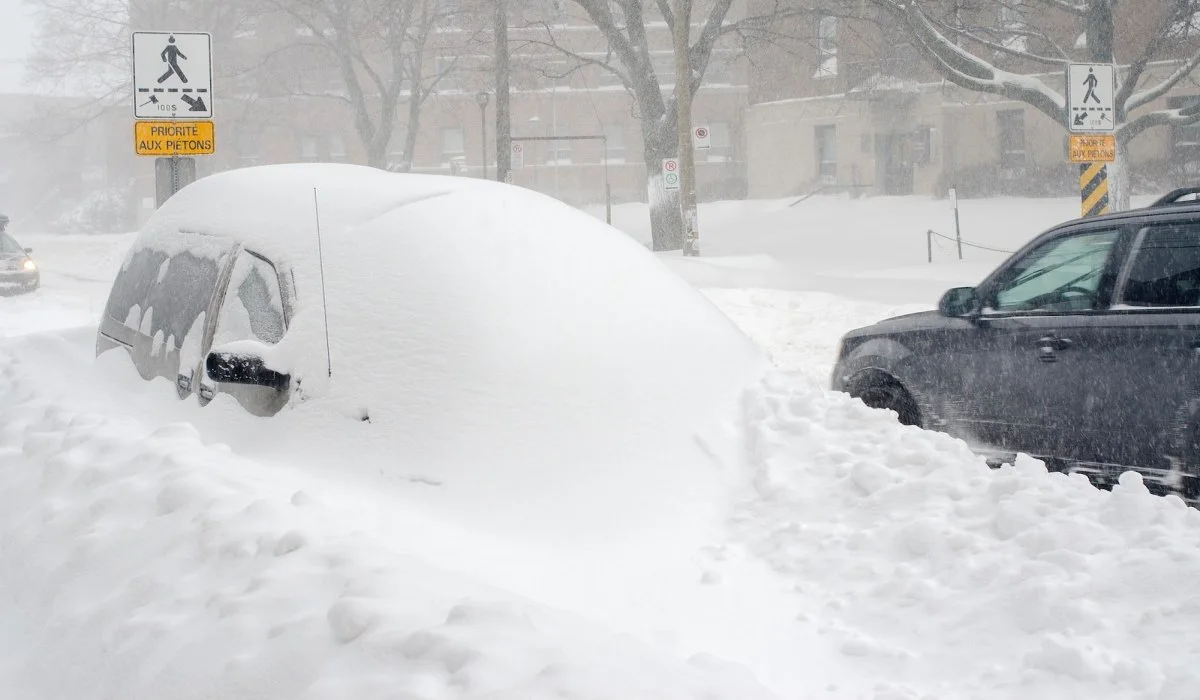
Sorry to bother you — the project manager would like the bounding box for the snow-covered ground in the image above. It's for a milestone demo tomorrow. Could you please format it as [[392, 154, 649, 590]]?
[[2, 192, 1198, 700]]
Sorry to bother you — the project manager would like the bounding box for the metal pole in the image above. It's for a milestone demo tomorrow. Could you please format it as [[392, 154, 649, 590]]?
[[480, 103, 488, 180], [953, 202, 963, 260], [603, 134, 611, 225], [171, 154, 180, 196], [494, 0, 511, 182], [927, 229, 933, 264]]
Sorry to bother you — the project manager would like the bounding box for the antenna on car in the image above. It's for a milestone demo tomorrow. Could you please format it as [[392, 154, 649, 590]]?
[[312, 188, 333, 378]]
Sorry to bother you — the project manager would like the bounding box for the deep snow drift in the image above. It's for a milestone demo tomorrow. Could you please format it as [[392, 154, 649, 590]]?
[[2, 192, 1200, 699]]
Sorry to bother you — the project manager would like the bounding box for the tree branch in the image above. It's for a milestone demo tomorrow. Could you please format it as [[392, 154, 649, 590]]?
[[1120, 101, 1200, 140], [1126, 49, 1200, 114], [1115, 0, 1193, 118]]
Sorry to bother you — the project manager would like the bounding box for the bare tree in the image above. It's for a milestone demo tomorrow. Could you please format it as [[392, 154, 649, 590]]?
[[261, 0, 479, 169], [869, 0, 1200, 210], [516, 0, 810, 251]]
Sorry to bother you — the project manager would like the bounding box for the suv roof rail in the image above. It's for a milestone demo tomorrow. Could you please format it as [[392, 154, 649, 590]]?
[[1150, 187, 1200, 207]]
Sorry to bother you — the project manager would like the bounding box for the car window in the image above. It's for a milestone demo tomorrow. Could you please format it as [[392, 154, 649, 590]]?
[[212, 251, 286, 346], [989, 229, 1120, 313], [1116, 222, 1200, 308], [103, 248, 169, 326], [144, 250, 224, 348], [0, 233, 22, 255]]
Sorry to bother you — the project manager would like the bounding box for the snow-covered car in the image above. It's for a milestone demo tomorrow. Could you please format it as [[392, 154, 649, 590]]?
[[96, 164, 764, 527], [832, 187, 1200, 502], [0, 223, 40, 295]]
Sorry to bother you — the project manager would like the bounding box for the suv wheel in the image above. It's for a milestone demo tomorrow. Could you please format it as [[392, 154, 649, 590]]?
[[850, 376, 922, 428]]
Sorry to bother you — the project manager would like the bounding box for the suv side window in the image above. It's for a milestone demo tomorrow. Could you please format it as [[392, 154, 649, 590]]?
[[1116, 222, 1200, 308], [212, 251, 286, 347], [103, 248, 169, 327], [145, 250, 225, 347], [988, 229, 1121, 313]]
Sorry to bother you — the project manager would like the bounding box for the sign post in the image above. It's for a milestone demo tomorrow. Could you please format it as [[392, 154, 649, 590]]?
[[662, 158, 680, 191], [132, 31, 214, 206], [510, 142, 524, 169], [1067, 63, 1115, 217]]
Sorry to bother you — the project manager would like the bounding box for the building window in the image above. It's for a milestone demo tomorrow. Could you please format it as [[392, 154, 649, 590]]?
[[436, 57, 460, 92], [815, 14, 837, 78], [299, 136, 319, 162], [705, 122, 733, 162], [329, 133, 347, 162], [442, 127, 465, 163], [603, 124, 625, 163], [549, 134, 572, 164], [913, 126, 934, 165], [997, 109, 1026, 168], [815, 125, 837, 182]]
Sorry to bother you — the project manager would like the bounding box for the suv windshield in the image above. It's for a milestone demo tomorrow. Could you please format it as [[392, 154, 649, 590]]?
[[0, 233, 22, 256]]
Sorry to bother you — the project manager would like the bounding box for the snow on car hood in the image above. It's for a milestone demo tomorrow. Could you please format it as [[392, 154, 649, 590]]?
[[123, 164, 768, 545]]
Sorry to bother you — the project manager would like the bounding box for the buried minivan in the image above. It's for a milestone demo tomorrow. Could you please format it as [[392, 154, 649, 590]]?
[[95, 164, 765, 498]]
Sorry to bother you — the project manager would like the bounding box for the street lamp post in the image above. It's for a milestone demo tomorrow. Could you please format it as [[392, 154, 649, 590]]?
[[475, 91, 490, 180]]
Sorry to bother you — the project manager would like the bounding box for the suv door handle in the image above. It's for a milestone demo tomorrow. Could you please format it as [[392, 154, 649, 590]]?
[[1036, 335, 1072, 362], [1037, 335, 1072, 351]]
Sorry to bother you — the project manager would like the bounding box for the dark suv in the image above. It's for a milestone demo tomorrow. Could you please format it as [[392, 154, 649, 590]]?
[[832, 188, 1200, 502]]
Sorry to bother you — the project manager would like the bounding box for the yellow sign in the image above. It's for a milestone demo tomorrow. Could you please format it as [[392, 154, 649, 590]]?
[[1069, 133, 1115, 164], [135, 120, 215, 156]]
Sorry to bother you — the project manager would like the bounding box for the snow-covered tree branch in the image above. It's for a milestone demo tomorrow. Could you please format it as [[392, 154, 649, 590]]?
[[870, 0, 1200, 210]]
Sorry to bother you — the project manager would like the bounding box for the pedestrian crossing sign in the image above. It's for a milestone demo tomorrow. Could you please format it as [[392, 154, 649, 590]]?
[[1067, 63, 1115, 133], [132, 31, 213, 119]]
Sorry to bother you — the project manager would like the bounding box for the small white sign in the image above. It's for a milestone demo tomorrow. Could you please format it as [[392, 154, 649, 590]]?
[[662, 158, 680, 191], [693, 126, 710, 150], [510, 142, 524, 169], [133, 31, 213, 119], [1067, 63, 1115, 133]]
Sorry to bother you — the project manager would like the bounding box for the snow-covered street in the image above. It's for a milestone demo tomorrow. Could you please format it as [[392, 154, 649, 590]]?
[[2, 193, 1199, 699]]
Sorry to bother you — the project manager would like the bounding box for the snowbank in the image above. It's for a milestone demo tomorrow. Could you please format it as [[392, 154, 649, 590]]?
[[0, 334, 778, 700], [727, 372, 1200, 699]]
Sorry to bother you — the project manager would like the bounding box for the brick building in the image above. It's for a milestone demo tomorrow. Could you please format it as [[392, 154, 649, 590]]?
[[744, 1, 1200, 199]]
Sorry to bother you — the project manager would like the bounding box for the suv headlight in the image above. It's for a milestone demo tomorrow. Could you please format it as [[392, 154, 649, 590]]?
[[22, 259, 36, 271]]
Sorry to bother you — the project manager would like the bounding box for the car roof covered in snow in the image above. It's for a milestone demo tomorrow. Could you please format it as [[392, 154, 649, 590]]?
[[125, 163, 767, 539]]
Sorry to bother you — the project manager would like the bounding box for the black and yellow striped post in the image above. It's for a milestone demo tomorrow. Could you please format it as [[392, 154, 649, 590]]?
[[1080, 163, 1110, 217]]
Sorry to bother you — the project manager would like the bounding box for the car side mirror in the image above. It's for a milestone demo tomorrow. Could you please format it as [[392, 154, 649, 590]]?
[[205, 349, 289, 392], [938, 286, 979, 318], [23, 247, 32, 254]]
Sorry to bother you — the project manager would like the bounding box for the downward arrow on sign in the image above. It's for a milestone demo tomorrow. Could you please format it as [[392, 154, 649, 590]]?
[[180, 95, 208, 112]]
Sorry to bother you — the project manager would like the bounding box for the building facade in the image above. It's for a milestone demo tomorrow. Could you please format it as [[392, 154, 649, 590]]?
[[744, 1, 1200, 199]]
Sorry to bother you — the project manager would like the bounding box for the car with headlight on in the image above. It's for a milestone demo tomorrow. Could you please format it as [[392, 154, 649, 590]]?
[[832, 187, 1200, 504], [0, 218, 40, 295]]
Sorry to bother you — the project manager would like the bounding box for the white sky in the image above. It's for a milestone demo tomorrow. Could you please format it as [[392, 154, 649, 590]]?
[[0, 2, 35, 93]]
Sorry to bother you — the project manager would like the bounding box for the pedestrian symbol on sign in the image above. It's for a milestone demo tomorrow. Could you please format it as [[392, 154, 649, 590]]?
[[1082, 68, 1100, 104], [158, 36, 189, 84]]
